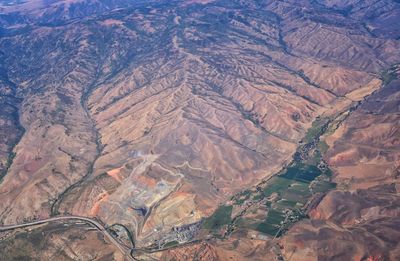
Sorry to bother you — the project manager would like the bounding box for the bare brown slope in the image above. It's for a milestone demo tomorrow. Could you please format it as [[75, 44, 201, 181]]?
[[54, 2, 395, 248], [0, 0, 398, 257]]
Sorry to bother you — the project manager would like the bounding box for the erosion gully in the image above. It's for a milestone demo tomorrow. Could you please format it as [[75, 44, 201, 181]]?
[[4, 68, 395, 260]]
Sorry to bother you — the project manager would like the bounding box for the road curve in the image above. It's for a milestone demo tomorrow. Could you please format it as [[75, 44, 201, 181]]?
[[0, 215, 135, 261]]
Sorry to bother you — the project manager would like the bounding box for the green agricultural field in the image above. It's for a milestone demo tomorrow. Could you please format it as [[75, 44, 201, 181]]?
[[163, 240, 179, 248], [255, 209, 286, 235], [256, 222, 280, 235], [266, 209, 286, 224], [275, 199, 297, 209], [280, 163, 322, 183], [263, 177, 292, 197], [203, 205, 233, 230]]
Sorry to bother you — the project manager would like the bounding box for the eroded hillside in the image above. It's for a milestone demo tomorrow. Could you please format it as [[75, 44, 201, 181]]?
[[0, 0, 399, 260]]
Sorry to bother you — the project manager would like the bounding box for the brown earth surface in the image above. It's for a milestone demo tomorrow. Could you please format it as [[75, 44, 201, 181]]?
[[0, 0, 399, 260]]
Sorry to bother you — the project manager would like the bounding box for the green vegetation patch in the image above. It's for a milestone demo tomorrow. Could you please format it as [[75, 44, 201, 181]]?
[[233, 189, 252, 205], [263, 177, 292, 197], [282, 189, 310, 206], [318, 140, 329, 154], [275, 199, 297, 208], [303, 117, 330, 143], [266, 209, 285, 224], [203, 205, 233, 230], [163, 240, 179, 248], [280, 163, 322, 183], [255, 209, 285, 236], [256, 222, 280, 235]]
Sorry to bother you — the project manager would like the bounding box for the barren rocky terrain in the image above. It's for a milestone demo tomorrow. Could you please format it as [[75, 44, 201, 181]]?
[[0, 0, 399, 260]]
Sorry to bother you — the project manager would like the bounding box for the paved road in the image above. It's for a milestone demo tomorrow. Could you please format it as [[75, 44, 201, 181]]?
[[0, 215, 135, 261]]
